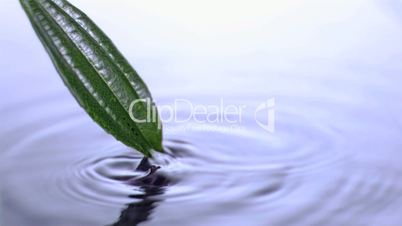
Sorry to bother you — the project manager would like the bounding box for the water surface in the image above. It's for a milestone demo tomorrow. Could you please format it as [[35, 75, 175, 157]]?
[[1, 0, 402, 225]]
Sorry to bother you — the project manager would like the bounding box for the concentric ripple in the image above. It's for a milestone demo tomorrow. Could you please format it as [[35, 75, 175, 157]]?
[[1, 93, 402, 226]]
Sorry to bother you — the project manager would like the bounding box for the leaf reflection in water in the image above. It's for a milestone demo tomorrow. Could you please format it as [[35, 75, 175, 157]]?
[[110, 158, 170, 226]]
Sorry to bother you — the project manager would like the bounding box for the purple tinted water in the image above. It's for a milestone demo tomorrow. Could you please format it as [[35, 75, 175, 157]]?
[[1, 1, 402, 226]]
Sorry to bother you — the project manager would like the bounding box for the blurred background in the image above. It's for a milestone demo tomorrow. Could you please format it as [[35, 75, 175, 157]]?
[[1, 0, 402, 226]]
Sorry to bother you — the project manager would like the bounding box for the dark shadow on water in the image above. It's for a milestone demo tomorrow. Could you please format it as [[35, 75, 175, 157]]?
[[109, 158, 170, 226]]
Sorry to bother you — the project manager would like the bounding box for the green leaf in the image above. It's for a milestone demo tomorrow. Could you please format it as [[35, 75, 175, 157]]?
[[20, 0, 163, 157]]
